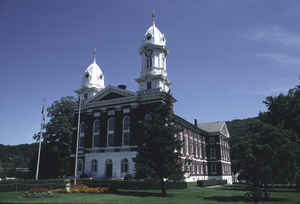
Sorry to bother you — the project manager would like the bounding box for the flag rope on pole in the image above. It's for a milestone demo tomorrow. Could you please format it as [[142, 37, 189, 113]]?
[[74, 95, 82, 185], [35, 104, 45, 180]]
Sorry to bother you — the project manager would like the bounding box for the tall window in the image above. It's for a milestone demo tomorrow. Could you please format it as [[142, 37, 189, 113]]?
[[185, 135, 188, 155], [122, 116, 130, 145], [147, 81, 151, 89], [91, 159, 97, 173], [210, 146, 216, 159], [121, 159, 129, 174], [79, 123, 85, 148], [146, 55, 152, 69], [78, 159, 83, 172], [107, 118, 115, 146], [93, 120, 100, 147], [211, 163, 217, 174]]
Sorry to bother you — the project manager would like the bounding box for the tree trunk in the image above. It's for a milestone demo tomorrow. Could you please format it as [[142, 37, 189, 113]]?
[[296, 173, 300, 192], [161, 178, 167, 196]]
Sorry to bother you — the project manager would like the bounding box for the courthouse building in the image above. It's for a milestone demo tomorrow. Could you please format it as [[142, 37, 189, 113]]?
[[73, 13, 232, 183]]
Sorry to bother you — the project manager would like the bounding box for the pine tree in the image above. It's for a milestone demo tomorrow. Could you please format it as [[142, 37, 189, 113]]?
[[134, 92, 183, 195]]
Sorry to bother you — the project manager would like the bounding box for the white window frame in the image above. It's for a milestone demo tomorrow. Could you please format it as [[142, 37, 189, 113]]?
[[78, 159, 83, 172], [79, 123, 85, 148], [107, 117, 115, 146], [91, 159, 97, 173], [92, 120, 100, 148], [121, 158, 129, 174], [122, 116, 130, 146]]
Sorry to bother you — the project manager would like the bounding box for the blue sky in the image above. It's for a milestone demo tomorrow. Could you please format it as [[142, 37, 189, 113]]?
[[1, 0, 299, 145]]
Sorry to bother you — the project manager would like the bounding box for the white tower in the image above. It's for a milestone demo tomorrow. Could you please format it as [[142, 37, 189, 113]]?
[[136, 11, 170, 92], [76, 49, 105, 102]]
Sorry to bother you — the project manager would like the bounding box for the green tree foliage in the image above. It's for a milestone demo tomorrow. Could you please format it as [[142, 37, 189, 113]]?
[[0, 143, 36, 178], [260, 87, 300, 136], [259, 87, 300, 184], [237, 120, 298, 184], [228, 85, 300, 187], [134, 92, 183, 195], [30, 96, 77, 179], [226, 117, 257, 175]]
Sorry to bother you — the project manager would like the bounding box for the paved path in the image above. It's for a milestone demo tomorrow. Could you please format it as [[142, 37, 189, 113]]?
[[205, 185, 224, 188]]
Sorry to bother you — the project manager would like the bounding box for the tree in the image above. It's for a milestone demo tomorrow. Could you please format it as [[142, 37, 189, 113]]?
[[259, 86, 300, 184], [134, 92, 183, 195], [31, 96, 77, 178], [236, 120, 298, 201], [227, 117, 258, 176]]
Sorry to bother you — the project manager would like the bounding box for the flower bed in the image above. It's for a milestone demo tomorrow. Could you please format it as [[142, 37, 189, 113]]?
[[54, 186, 110, 193], [23, 187, 54, 198], [31, 187, 49, 192]]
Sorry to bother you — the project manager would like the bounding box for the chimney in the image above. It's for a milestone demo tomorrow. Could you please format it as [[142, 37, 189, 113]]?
[[194, 119, 198, 126], [118, 85, 126, 90]]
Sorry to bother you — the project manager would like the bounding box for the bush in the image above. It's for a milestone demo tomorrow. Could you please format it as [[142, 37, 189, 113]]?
[[0, 178, 187, 192], [77, 179, 187, 190], [124, 174, 134, 181], [197, 179, 227, 187]]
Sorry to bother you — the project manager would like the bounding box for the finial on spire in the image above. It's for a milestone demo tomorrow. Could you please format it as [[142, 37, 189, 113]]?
[[152, 9, 155, 26], [93, 48, 96, 63]]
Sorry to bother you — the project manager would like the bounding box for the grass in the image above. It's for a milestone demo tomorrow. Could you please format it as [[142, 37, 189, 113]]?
[[0, 183, 299, 204]]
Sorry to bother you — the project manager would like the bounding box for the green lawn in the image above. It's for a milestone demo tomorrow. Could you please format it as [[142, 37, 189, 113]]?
[[0, 184, 299, 204]]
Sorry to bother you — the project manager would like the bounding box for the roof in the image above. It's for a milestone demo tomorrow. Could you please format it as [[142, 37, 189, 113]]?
[[143, 24, 166, 46], [198, 121, 226, 133]]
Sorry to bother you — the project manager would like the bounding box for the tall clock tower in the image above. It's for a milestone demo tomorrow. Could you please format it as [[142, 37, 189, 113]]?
[[136, 11, 170, 92]]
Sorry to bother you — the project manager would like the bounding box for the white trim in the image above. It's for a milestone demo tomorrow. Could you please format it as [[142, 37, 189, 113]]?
[[92, 120, 100, 148], [107, 117, 115, 146], [122, 116, 130, 146]]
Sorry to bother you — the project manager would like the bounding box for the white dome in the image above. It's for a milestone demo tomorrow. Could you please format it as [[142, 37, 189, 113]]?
[[143, 24, 166, 46], [82, 61, 104, 90]]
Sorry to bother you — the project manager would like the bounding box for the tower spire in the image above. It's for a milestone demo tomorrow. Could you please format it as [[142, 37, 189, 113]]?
[[152, 9, 155, 26], [93, 48, 96, 63]]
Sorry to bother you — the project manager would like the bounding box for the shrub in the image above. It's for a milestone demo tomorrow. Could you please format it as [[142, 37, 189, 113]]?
[[124, 174, 134, 181], [197, 179, 227, 187]]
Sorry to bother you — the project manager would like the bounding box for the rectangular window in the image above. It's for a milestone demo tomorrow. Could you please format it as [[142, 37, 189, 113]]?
[[108, 118, 115, 146], [210, 146, 216, 159], [147, 81, 151, 89], [211, 164, 217, 174]]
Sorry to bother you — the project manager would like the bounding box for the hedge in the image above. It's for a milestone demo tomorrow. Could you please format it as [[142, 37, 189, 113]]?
[[0, 183, 65, 192], [0, 179, 187, 192], [197, 179, 227, 187], [76, 179, 187, 190]]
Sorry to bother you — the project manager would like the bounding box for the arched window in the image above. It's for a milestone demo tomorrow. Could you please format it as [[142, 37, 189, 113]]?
[[121, 159, 129, 174], [79, 123, 85, 148], [91, 159, 97, 173], [105, 159, 113, 178], [93, 120, 100, 147], [107, 118, 115, 146], [122, 116, 130, 145]]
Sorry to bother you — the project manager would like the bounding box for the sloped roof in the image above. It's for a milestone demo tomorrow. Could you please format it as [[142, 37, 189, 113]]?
[[198, 121, 225, 133]]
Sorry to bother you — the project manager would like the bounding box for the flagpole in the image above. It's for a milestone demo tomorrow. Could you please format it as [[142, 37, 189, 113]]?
[[74, 95, 82, 185], [36, 104, 45, 180]]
